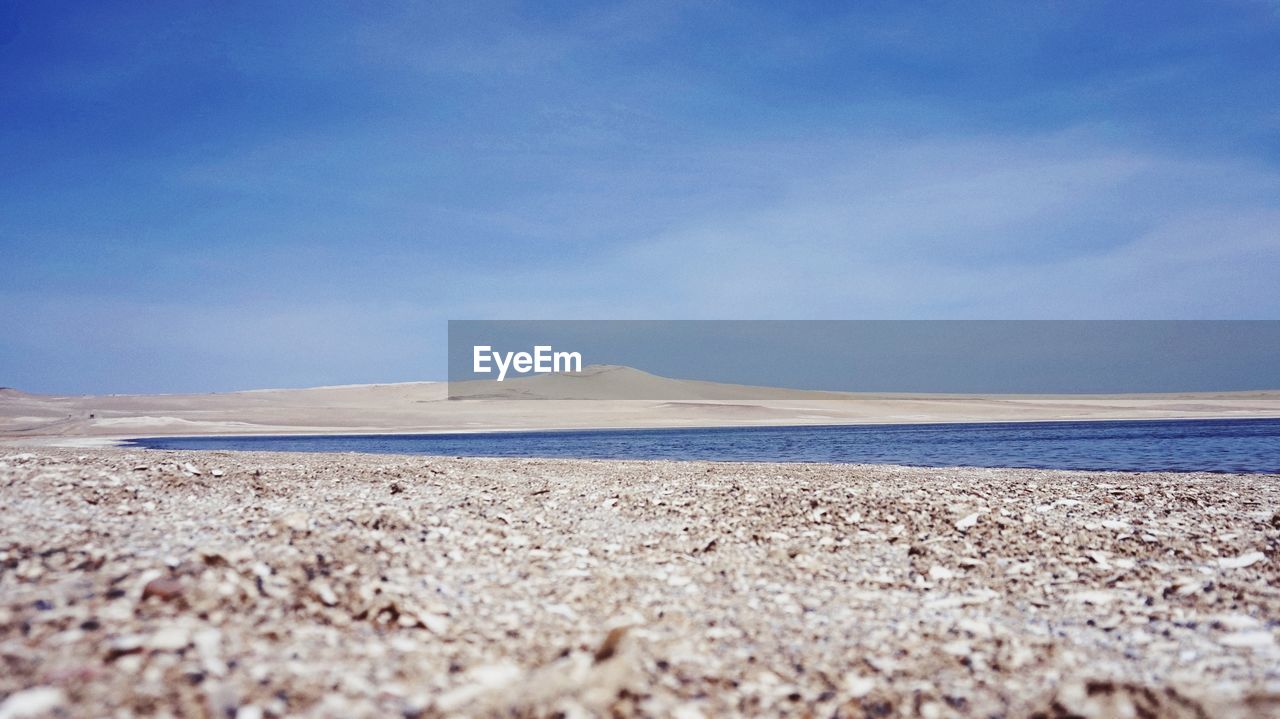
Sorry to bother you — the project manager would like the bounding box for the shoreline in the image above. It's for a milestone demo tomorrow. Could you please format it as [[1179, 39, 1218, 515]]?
[[6, 380, 1280, 443], [2, 446, 1278, 716], [8, 415, 1274, 478], [8, 412, 1280, 453]]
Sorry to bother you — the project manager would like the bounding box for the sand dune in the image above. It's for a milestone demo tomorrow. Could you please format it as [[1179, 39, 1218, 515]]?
[[448, 365, 860, 400], [2, 366, 1278, 440]]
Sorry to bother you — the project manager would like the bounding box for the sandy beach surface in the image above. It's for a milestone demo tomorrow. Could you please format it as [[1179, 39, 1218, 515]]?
[[2, 447, 1278, 718], [4, 367, 1280, 442]]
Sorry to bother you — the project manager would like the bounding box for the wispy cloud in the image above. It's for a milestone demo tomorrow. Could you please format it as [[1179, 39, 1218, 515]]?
[[439, 131, 1280, 319], [3, 2, 1279, 391]]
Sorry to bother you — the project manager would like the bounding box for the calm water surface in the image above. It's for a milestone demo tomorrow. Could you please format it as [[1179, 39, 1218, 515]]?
[[127, 418, 1280, 473]]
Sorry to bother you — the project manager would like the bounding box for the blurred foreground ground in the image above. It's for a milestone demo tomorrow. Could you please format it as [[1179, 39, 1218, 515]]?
[[1, 448, 1278, 717]]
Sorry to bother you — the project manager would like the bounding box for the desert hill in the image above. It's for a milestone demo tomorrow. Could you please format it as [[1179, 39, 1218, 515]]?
[[2, 366, 1278, 441]]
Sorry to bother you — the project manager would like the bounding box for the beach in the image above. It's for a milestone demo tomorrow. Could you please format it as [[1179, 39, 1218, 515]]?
[[4, 368, 1280, 441], [9, 2, 1280, 717], [2, 447, 1277, 718]]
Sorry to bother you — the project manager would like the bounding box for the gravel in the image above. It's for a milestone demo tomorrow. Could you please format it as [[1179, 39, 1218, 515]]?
[[1, 448, 1278, 717]]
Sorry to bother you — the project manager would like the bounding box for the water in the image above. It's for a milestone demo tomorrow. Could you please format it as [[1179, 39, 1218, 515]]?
[[126, 418, 1280, 473]]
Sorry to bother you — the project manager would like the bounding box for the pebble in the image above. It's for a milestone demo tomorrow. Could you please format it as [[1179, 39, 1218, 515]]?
[[0, 687, 66, 719], [1217, 552, 1265, 569], [141, 577, 184, 602], [928, 565, 956, 581], [2, 448, 1277, 718], [843, 673, 876, 698], [148, 625, 191, 651], [1218, 631, 1275, 649]]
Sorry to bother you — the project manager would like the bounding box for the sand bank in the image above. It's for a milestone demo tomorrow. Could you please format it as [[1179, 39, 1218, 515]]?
[[1, 448, 1277, 717], [3, 368, 1279, 441]]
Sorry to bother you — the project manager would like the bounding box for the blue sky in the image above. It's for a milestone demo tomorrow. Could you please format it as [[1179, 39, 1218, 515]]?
[[2, 1, 1279, 393]]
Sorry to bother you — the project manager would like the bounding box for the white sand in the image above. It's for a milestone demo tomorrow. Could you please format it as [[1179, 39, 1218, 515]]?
[[3, 367, 1278, 441]]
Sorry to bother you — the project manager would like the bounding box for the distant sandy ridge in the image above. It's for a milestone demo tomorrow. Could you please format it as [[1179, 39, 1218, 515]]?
[[2, 366, 1278, 442]]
